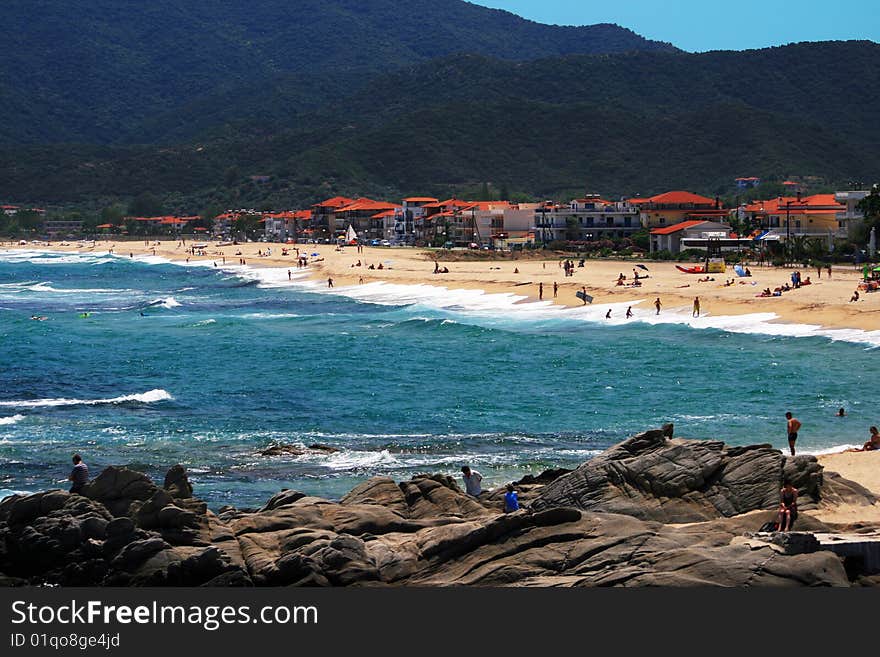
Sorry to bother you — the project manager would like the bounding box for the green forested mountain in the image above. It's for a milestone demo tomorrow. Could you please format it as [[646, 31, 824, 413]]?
[[0, 2, 877, 210], [0, 0, 674, 144], [2, 40, 878, 209]]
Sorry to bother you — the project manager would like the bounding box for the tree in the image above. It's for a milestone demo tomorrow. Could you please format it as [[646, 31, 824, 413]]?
[[224, 166, 240, 188], [100, 204, 125, 225], [128, 192, 163, 217], [855, 184, 880, 247], [565, 216, 580, 241]]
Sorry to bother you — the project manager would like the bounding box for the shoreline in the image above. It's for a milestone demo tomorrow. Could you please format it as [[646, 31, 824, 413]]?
[[5, 239, 879, 335]]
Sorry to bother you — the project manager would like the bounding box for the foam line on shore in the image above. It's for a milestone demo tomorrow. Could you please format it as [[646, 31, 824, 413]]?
[[0, 389, 173, 408], [0, 414, 25, 425], [9, 249, 880, 347]]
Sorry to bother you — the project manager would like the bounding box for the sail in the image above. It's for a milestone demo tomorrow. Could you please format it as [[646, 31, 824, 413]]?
[[346, 225, 358, 243]]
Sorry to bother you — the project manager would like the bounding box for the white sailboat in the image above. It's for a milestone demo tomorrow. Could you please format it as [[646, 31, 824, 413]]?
[[346, 224, 358, 244]]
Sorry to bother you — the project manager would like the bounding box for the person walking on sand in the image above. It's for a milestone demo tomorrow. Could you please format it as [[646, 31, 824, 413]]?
[[626, 306, 633, 319], [68, 453, 89, 495], [785, 411, 801, 456], [581, 286, 587, 305], [461, 466, 483, 497], [654, 297, 662, 315], [553, 281, 558, 298], [327, 277, 334, 288], [826, 264, 832, 278], [539, 282, 544, 300], [692, 296, 701, 317], [288, 269, 292, 280]]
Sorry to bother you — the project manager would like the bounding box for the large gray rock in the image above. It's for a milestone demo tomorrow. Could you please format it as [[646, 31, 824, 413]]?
[[163, 465, 193, 499], [82, 466, 159, 517], [1, 434, 876, 588], [530, 430, 825, 523]]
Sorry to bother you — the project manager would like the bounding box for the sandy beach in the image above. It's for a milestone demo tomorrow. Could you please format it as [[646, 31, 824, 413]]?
[[10, 238, 878, 332], [814, 451, 880, 524]]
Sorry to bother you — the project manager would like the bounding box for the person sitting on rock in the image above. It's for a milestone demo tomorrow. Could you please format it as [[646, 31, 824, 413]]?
[[775, 480, 798, 531], [461, 465, 483, 497], [504, 483, 519, 513], [68, 453, 89, 495]]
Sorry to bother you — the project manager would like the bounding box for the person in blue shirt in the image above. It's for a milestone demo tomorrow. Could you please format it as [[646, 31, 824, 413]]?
[[504, 483, 519, 513]]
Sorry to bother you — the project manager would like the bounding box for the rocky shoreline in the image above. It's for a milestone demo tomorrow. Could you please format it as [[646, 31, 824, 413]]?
[[2, 428, 878, 587]]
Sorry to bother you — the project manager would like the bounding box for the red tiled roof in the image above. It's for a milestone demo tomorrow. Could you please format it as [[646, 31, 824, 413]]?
[[574, 198, 612, 205], [650, 220, 711, 235], [403, 197, 439, 203], [641, 191, 718, 206], [370, 210, 397, 219], [422, 198, 470, 209], [95, 223, 114, 229], [335, 198, 400, 213], [312, 196, 355, 208], [746, 194, 844, 214]]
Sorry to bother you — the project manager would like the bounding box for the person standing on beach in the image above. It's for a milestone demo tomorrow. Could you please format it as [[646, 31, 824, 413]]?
[[539, 282, 544, 300], [288, 269, 292, 280], [826, 264, 832, 278], [553, 281, 558, 298], [69, 454, 89, 495], [654, 297, 662, 315], [327, 277, 334, 288], [461, 466, 482, 497], [785, 412, 801, 456], [581, 286, 587, 305], [692, 296, 701, 317]]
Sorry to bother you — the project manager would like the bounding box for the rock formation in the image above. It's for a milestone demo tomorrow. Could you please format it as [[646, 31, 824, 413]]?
[[0, 429, 876, 587]]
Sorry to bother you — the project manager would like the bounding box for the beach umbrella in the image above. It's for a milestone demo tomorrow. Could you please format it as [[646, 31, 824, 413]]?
[[636, 264, 649, 271]]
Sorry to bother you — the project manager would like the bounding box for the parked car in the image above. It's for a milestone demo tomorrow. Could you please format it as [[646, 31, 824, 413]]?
[[380, 240, 391, 247], [370, 239, 381, 246]]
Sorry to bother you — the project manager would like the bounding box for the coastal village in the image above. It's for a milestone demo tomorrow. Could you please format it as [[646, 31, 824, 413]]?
[[5, 180, 875, 259]]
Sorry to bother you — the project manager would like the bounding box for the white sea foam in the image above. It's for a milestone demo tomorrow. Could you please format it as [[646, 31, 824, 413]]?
[[322, 449, 401, 469], [27, 282, 130, 294], [241, 312, 301, 320], [15, 248, 880, 346], [148, 296, 181, 309], [0, 489, 32, 500], [800, 444, 863, 456], [0, 388, 173, 408], [0, 414, 25, 425], [303, 279, 880, 347]]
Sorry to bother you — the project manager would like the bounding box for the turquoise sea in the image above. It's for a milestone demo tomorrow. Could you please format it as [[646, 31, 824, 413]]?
[[1, 249, 878, 509]]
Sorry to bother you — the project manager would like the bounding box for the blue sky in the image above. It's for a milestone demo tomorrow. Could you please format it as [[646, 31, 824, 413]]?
[[472, 0, 880, 52]]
